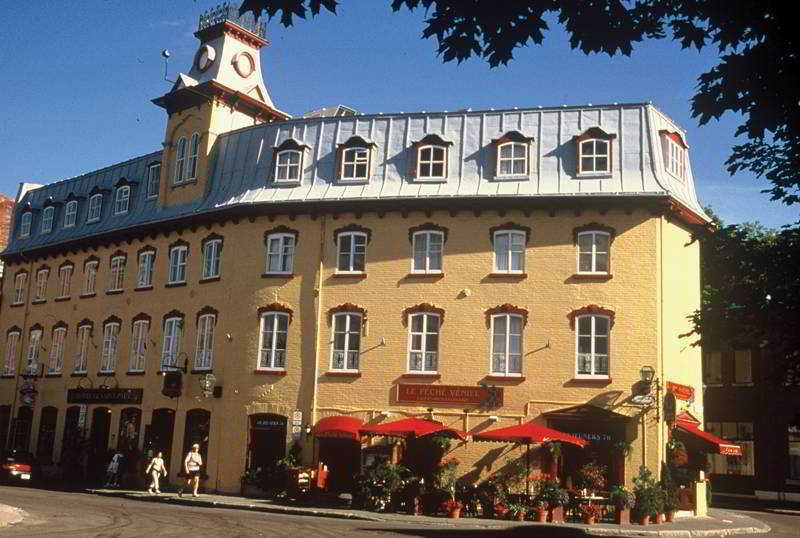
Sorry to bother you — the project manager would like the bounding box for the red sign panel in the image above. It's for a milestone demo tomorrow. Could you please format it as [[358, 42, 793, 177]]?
[[397, 384, 503, 407], [667, 381, 695, 401]]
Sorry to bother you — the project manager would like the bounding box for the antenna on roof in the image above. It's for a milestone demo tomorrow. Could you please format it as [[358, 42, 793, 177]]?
[[161, 49, 175, 84]]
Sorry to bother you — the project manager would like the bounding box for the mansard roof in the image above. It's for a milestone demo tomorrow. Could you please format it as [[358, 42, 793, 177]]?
[[3, 102, 709, 258]]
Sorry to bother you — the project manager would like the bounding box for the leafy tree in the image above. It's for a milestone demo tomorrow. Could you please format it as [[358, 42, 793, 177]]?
[[239, 1, 800, 211]]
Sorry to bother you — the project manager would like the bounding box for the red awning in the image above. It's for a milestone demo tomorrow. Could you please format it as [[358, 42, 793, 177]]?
[[359, 417, 466, 440], [314, 416, 363, 440], [674, 421, 742, 456], [473, 421, 588, 447]]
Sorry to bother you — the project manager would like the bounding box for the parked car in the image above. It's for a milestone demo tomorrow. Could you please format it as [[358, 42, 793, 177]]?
[[0, 451, 39, 485]]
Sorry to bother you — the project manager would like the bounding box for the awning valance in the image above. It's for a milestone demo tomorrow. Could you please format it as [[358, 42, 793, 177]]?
[[674, 420, 742, 456], [359, 417, 466, 440], [313, 416, 363, 440], [473, 421, 588, 447]]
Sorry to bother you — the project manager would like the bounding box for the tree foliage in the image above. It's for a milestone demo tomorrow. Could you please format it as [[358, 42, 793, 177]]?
[[239, 0, 800, 210]]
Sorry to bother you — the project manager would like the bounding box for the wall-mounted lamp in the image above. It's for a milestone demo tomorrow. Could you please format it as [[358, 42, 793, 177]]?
[[640, 365, 656, 385], [379, 410, 390, 418], [488, 415, 499, 422], [199, 373, 217, 398], [304, 424, 312, 436]]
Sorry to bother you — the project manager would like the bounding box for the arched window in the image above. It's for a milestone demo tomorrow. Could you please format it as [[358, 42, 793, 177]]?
[[575, 314, 610, 378], [341, 147, 369, 180], [64, 200, 78, 228], [48, 324, 67, 374], [41, 206, 55, 234], [576, 230, 610, 274], [19, 212, 32, 237], [416, 145, 447, 180], [490, 313, 523, 376], [174, 136, 187, 184], [331, 312, 361, 371], [87, 194, 103, 222], [496, 142, 528, 176], [114, 186, 130, 215], [3, 330, 21, 376], [407, 312, 440, 373], [411, 230, 444, 273], [188, 132, 200, 180], [275, 150, 302, 181], [194, 311, 216, 371], [579, 139, 610, 173], [100, 318, 121, 373], [258, 311, 289, 370]]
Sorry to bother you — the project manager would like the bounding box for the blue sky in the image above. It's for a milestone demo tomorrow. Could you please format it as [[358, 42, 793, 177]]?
[[1, 1, 795, 228]]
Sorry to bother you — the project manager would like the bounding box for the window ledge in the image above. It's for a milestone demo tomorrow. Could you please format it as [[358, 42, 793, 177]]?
[[261, 273, 295, 279], [165, 281, 187, 288], [704, 383, 724, 388], [10, 302, 24, 308], [171, 179, 198, 189], [405, 272, 444, 279], [31, 299, 47, 305], [190, 368, 213, 374], [731, 382, 755, 387], [270, 180, 302, 188], [254, 369, 287, 376], [45, 373, 62, 378], [572, 376, 612, 384], [492, 175, 529, 182], [402, 373, 441, 380], [413, 179, 448, 184], [484, 375, 525, 383], [334, 179, 370, 186], [575, 172, 612, 179], [106, 289, 124, 295], [199, 276, 221, 284], [487, 272, 527, 279], [97, 372, 115, 377], [332, 272, 367, 279], [79, 293, 96, 299], [54, 296, 71, 302], [325, 371, 362, 377], [70, 372, 88, 378], [126, 371, 146, 376], [134, 286, 153, 292], [0, 374, 15, 379], [87, 218, 100, 224], [572, 273, 613, 280]]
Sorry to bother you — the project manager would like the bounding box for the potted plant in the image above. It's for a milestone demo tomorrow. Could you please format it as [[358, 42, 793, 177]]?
[[579, 503, 602, 524], [609, 485, 635, 524], [633, 466, 658, 525], [506, 502, 528, 521], [667, 438, 688, 467], [577, 461, 607, 495], [441, 498, 464, 518], [660, 463, 679, 522], [493, 503, 508, 519], [532, 499, 548, 522], [547, 487, 569, 523], [476, 477, 505, 518], [400, 474, 424, 515]]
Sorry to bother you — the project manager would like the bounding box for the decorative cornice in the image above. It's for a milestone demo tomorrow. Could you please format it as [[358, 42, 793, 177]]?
[[328, 303, 367, 324], [103, 315, 122, 326], [573, 223, 616, 245], [485, 304, 529, 326], [163, 309, 185, 325], [264, 225, 299, 245], [52, 320, 68, 331], [30, 323, 43, 333], [132, 312, 151, 325], [59, 259, 74, 270], [489, 222, 531, 245], [333, 224, 372, 244], [337, 135, 377, 149], [6, 325, 21, 335], [412, 133, 454, 147], [168, 238, 190, 250], [491, 130, 534, 144], [659, 130, 689, 149], [407, 223, 449, 244], [201, 232, 224, 246], [257, 302, 294, 323], [137, 244, 156, 256], [83, 255, 99, 266], [567, 304, 616, 329], [110, 250, 127, 263], [574, 126, 617, 142], [274, 138, 310, 152], [196, 305, 219, 324], [36, 264, 50, 273], [77, 318, 94, 330], [402, 303, 445, 326]]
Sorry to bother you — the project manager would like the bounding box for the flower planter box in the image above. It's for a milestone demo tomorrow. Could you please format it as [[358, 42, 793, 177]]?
[[548, 506, 564, 524], [666, 511, 676, 522], [614, 507, 630, 525], [639, 514, 651, 525], [447, 507, 462, 519], [534, 509, 547, 522]]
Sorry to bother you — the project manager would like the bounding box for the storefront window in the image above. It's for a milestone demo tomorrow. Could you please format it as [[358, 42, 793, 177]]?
[[789, 416, 800, 481], [706, 421, 755, 476]]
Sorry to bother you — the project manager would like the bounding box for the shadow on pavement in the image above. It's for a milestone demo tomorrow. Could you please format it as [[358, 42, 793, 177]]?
[[359, 526, 587, 537]]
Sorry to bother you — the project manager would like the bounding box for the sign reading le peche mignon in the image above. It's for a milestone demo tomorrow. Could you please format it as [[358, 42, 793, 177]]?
[[67, 388, 143, 405], [397, 384, 503, 407]]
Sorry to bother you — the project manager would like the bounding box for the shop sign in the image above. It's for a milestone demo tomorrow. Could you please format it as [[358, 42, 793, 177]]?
[[573, 432, 613, 442], [666, 381, 695, 401], [397, 384, 503, 407], [67, 388, 143, 404], [252, 416, 286, 430]]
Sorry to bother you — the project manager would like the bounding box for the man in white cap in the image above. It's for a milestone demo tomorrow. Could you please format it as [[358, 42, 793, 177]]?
[[179, 443, 203, 497]]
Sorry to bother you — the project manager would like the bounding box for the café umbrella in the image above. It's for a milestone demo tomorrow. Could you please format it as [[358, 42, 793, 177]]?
[[359, 417, 467, 440]]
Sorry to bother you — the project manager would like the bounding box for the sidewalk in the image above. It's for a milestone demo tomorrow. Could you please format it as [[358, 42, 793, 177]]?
[[88, 488, 772, 536], [0, 503, 24, 528]]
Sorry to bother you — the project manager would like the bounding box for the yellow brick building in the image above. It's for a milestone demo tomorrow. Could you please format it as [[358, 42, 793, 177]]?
[[0, 9, 712, 494]]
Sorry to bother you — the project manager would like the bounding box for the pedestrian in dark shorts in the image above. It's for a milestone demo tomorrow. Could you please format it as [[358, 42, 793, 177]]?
[[179, 443, 203, 497]]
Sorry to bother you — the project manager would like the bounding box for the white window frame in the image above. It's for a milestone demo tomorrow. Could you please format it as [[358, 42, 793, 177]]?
[[330, 312, 361, 372], [136, 250, 155, 288], [83, 260, 98, 295], [19, 212, 32, 237], [188, 132, 199, 180], [100, 322, 120, 373], [575, 314, 610, 378], [114, 186, 130, 215], [265, 233, 295, 274], [48, 327, 66, 374], [147, 163, 161, 199], [34, 269, 48, 301], [490, 313, 523, 376], [407, 312, 440, 373], [64, 201, 78, 228], [161, 317, 182, 370], [174, 137, 187, 184], [109, 256, 125, 291], [258, 312, 289, 371], [576, 231, 610, 274], [25, 328, 42, 376], [416, 145, 447, 180], [129, 319, 149, 372], [336, 232, 367, 274], [12, 273, 27, 305], [734, 350, 753, 384], [492, 230, 525, 274], [87, 194, 103, 222], [3, 331, 20, 376], [74, 325, 91, 374], [275, 149, 302, 182], [496, 141, 528, 177], [58, 265, 73, 298], [411, 231, 443, 274], [168, 246, 188, 284], [201, 239, 222, 280], [578, 138, 611, 174], [341, 147, 370, 181], [193, 314, 215, 371], [41, 206, 54, 234], [665, 137, 686, 180]]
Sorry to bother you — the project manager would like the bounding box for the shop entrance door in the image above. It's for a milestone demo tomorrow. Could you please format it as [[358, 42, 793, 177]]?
[[248, 414, 287, 472], [12, 407, 33, 452], [89, 407, 111, 483], [149, 408, 176, 469], [318, 438, 360, 492]]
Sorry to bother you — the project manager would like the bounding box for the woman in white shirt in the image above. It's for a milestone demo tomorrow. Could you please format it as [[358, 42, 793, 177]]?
[[146, 451, 167, 494], [180, 443, 203, 497]]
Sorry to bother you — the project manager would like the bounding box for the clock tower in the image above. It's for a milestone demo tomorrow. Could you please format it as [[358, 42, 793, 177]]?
[[152, 4, 288, 207]]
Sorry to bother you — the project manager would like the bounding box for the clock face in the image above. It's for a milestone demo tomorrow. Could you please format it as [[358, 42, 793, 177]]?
[[195, 45, 216, 72], [232, 52, 255, 78]]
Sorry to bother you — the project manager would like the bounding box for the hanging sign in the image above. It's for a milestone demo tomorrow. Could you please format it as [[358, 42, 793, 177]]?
[[666, 381, 695, 401], [19, 380, 37, 407], [397, 384, 503, 407], [664, 392, 677, 423], [161, 372, 182, 398], [68, 387, 143, 404]]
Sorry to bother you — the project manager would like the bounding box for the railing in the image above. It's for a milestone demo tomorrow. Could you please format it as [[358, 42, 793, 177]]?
[[198, 2, 266, 38]]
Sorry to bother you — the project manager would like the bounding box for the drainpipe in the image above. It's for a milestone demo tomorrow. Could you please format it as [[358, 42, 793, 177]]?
[[310, 215, 327, 432]]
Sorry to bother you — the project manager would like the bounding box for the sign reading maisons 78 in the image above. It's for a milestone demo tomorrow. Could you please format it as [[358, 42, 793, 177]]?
[[397, 384, 503, 407]]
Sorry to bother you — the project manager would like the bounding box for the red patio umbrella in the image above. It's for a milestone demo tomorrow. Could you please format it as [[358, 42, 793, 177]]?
[[473, 421, 587, 494], [313, 416, 364, 441], [359, 417, 467, 440]]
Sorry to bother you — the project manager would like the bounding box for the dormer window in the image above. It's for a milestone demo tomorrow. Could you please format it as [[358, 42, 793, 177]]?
[[412, 134, 452, 181], [492, 131, 533, 179], [87, 194, 102, 223], [272, 139, 309, 184], [147, 163, 161, 199], [64, 201, 78, 228], [188, 133, 200, 180], [174, 136, 187, 184], [337, 136, 376, 182], [41, 206, 54, 234], [575, 127, 615, 176], [114, 186, 130, 215], [19, 212, 32, 237], [660, 130, 688, 181]]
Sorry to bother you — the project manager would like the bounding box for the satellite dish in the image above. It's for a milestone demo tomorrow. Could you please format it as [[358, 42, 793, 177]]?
[[631, 395, 655, 406]]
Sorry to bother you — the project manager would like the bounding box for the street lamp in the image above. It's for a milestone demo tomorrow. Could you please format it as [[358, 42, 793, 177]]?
[[199, 373, 216, 398]]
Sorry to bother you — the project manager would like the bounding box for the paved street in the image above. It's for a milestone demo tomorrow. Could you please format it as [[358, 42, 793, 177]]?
[[0, 486, 796, 537]]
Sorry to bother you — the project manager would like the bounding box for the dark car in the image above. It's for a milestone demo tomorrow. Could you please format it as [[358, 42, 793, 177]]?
[[0, 451, 38, 484]]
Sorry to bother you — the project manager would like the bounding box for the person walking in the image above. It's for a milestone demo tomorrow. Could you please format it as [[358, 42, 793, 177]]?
[[104, 450, 124, 487], [179, 443, 203, 497], [145, 451, 167, 494]]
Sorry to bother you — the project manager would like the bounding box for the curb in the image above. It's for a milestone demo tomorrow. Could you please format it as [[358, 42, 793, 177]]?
[[585, 524, 771, 537], [0, 504, 25, 528]]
